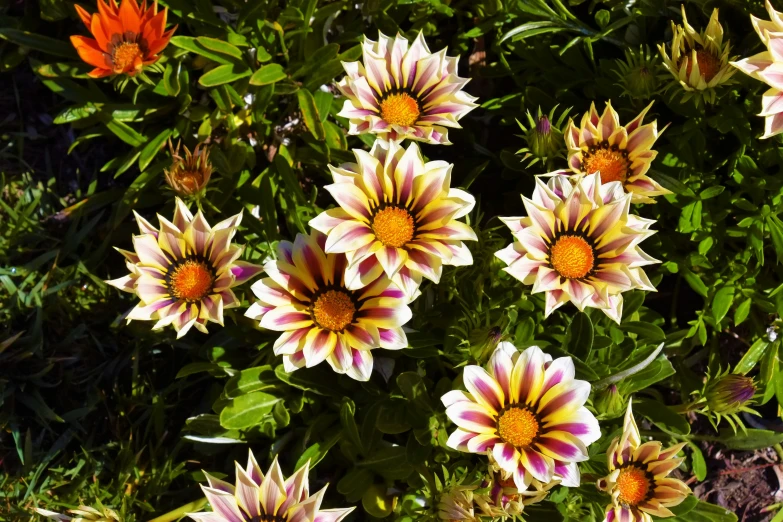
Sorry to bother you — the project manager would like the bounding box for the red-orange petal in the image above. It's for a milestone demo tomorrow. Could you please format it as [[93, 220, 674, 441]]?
[[90, 14, 111, 51], [146, 24, 175, 56], [118, 0, 142, 35], [88, 67, 114, 78], [97, 0, 121, 32], [71, 35, 109, 69], [74, 4, 92, 29], [142, 9, 166, 42]]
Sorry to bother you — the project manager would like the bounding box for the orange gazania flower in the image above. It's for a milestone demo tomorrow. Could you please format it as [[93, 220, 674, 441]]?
[[71, 0, 177, 78]]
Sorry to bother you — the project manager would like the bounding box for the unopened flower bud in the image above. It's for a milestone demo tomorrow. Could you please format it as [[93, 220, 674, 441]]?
[[705, 374, 756, 415], [164, 140, 212, 197], [595, 384, 626, 417]]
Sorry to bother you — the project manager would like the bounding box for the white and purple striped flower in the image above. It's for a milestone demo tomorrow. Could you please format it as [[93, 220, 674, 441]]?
[[106, 198, 262, 338], [442, 342, 600, 491], [337, 32, 478, 145], [189, 450, 354, 522], [245, 230, 411, 382], [495, 172, 659, 323], [309, 139, 477, 302]]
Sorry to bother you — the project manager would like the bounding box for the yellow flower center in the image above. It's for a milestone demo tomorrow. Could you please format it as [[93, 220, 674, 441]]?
[[169, 259, 215, 302], [312, 289, 356, 331], [497, 406, 540, 448], [550, 235, 595, 279], [685, 48, 721, 82], [112, 41, 142, 71], [372, 206, 415, 248], [583, 145, 630, 184], [380, 93, 420, 127], [616, 466, 651, 506]]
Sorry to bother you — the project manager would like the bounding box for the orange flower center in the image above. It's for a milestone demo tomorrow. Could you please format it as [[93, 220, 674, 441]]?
[[685, 48, 721, 82], [550, 235, 595, 280], [372, 206, 415, 248], [312, 289, 356, 331], [616, 466, 651, 506], [583, 145, 630, 184], [497, 406, 540, 448], [380, 93, 420, 127], [112, 41, 142, 71], [169, 259, 215, 302]]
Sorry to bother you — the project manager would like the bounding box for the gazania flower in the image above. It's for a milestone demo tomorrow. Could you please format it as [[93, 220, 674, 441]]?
[[442, 342, 600, 491], [516, 105, 571, 170], [164, 140, 212, 197], [245, 231, 412, 381], [566, 101, 670, 203], [495, 172, 658, 323], [597, 401, 691, 522], [438, 486, 479, 522], [691, 368, 760, 432], [474, 471, 551, 518], [189, 450, 354, 522], [309, 140, 476, 302], [71, 0, 177, 78], [106, 198, 262, 338], [730, 1, 783, 138], [337, 32, 478, 145], [658, 6, 736, 105]]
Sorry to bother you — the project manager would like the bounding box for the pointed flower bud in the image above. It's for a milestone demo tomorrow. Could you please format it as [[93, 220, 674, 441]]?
[[516, 105, 570, 169], [614, 46, 663, 99], [705, 374, 757, 415], [164, 140, 213, 197], [595, 384, 626, 418]]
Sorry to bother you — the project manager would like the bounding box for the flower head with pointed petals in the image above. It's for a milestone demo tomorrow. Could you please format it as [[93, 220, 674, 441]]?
[[731, 1, 783, 138], [658, 6, 737, 105], [245, 230, 412, 382], [337, 32, 478, 145], [597, 401, 691, 522], [105, 198, 262, 338], [566, 101, 670, 203], [189, 450, 354, 522], [309, 139, 477, 302], [71, 0, 177, 78], [495, 172, 659, 323], [441, 342, 600, 492], [34, 505, 120, 522]]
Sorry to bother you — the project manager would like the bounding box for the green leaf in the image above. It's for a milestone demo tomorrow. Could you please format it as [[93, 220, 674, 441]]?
[[0, 28, 77, 59], [138, 128, 172, 172], [101, 117, 146, 147], [249, 63, 287, 85], [337, 469, 374, 503], [682, 268, 709, 298], [734, 297, 751, 325], [224, 365, 277, 397], [699, 185, 725, 199], [396, 372, 433, 412], [766, 214, 783, 264], [199, 63, 252, 87], [711, 285, 734, 323], [296, 88, 326, 140], [340, 399, 364, 455], [688, 443, 707, 481], [163, 61, 181, 96], [295, 432, 341, 470], [634, 398, 690, 435], [717, 428, 783, 450], [291, 43, 339, 79], [358, 446, 414, 480], [274, 365, 341, 397], [734, 338, 769, 375], [362, 484, 393, 518], [670, 499, 736, 522], [563, 312, 593, 359], [619, 321, 666, 342], [219, 392, 280, 429], [500, 21, 559, 43], [196, 37, 245, 60], [170, 36, 240, 65]]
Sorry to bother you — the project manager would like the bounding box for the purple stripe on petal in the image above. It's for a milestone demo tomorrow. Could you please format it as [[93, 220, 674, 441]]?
[[538, 437, 582, 460]]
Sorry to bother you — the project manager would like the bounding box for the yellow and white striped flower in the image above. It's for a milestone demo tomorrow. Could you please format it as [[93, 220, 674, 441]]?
[[442, 342, 600, 491], [337, 32, 478, 145], [189, 450, 354, 522], [309, 139, 476, 302], [658, 6, 737, 105], [496, 172, 659, 323], [731, 1, 783, 138], [245, 231, 411, 381], [566, 101, 670, 204], [106, 199, 262, 338], [597, 401, 691, 522]]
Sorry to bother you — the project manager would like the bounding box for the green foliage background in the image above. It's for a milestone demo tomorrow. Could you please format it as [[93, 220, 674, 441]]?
[[2, 0, 783, 520]]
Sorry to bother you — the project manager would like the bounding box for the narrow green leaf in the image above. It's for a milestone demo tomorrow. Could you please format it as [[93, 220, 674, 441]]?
[[563, 312, 593, 359], [734, 338, 770, 375], [296, 88, 326, 140], [199, 63, 252, 87], [0, 28, 77, 59], [138, 128, 172, 171], [196, 36, 244, 60], [102, 117, 146, 147], [711, 285, 734, 323]]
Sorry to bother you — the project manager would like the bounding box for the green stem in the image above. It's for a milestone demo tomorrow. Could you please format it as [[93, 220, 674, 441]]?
[[147, 498, 208, 522], [774, 443, 783, 461]]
